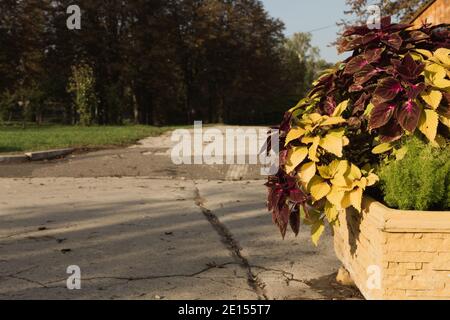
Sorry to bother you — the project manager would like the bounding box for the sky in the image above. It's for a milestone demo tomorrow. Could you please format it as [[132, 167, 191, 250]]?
[[260, 0, 351, 63]]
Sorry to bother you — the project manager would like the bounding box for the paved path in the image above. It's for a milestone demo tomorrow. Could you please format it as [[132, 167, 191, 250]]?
[[0, 127, 361, 300]]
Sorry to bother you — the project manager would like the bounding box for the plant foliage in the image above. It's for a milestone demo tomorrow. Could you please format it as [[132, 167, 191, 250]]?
[[379, 137, 450, 211], [267, 18, 450, 244], [67, 63, 98, 126]]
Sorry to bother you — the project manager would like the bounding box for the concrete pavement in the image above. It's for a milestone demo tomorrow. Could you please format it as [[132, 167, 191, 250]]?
[[0, 126, 362, 299]]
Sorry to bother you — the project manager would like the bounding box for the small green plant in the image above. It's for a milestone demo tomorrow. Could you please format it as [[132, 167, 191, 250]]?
[[379, 137, 450, 211], [67, 63, 98, 126]]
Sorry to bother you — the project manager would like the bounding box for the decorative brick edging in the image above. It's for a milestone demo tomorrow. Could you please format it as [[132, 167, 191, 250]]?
[[334, 198, 450, 300]]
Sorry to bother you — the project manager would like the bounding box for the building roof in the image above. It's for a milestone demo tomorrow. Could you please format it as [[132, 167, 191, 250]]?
[[408, 0, 437, 23]]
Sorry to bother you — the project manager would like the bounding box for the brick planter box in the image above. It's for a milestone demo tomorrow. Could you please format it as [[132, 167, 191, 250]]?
[[333, 197, 450, 300]]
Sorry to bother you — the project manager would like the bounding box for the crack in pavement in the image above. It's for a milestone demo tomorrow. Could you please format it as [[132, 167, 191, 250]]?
[[0, 262, 242, 293], [193, 184, 268, 300], [251, 265, 306, 286], [40, 262, 240, 287]]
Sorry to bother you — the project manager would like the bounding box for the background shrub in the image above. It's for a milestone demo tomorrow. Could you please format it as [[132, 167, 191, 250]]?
[[379, 137, 450, 211]]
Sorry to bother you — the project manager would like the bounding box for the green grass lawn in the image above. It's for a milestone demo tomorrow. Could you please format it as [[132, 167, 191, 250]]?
[[0, 124, 178, 154]]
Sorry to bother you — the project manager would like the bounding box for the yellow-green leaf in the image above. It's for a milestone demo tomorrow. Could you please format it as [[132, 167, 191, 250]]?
[[434, 48, 450, 67], [341, 191, 352, 210], [349, 187, 363, 212], [326, 185, 346, 209], [319, 133, 344, 157], [434, 77, 450, 89], [330, 175, 353, 190], [318, 160, 347, 180], [324, 201, 339, 223], [353, 177, 368, 190], [285, 127, 306, 145], [309, 176, 331, 202], [343, 136, 350, 146], [394, 147, 408, 161], [372, 142, 394, 154], [346, 163, 362, 180], [421, 89, 442, 110], [332, 100, 349, 117], [327, 127, 346, 137], [303, 113, 322, 124], [285, 146, 309, 174], [410, 52, 425, 62], [320, 116, 346, 127], [308, 137, 320, 162], [414, 49, 433, 59], [317, 165, 332, 179], [366, 173, 379, 187], [297, 162, 316, 188], [364, 103, 375, 117], [311, 221, 325, 246], [418, 109, 439, 142], [289, 98, 306, 112], [439, 115, 450, 128], [425, 63, 450, 89], [301, 136, 315, 144], [332, 160, 349, 175]]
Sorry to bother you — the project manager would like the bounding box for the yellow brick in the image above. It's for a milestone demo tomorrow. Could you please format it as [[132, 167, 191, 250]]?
[[386, 233, 415, 241], [383, 289, 406, 298], [409, 275, 446, 291], [405, 262, 422, 270], [406, 290, 450, 298], [422, 234, 447, 240], [441, 238, 450, 252], [432, 252, 450, 271], [384, 275, 413, 289], [385, 251, 435, 263], [384, 238, 440, 253]]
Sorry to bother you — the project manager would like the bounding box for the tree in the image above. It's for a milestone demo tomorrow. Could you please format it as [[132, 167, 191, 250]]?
[[284, 33, 332, 96], [0, 0, 329, 126], [340, 0, 429, 27], [67, 63, 98, 126]]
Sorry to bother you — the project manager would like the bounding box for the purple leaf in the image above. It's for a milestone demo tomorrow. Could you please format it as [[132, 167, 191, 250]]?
[[406, 83, 426, 100], [289, 208, 301, 237], [349, 83, 364, 92], [324, 96, 336, 115], [364, 47, 384, 64], [396, 99, 421, 132], [369, 103, 396, 130], [379, 119, 403, 142], [280, 111, 292, 133], [343, 25, 370, 37], [290, 189, 307, 204], [353, 93, 370, 115], [354, 65, 381, 85], [438, 92, 450, 117], [381, 33, 403, 51], [373, 77, 402, 104], [279, 150, 288, 166], [391, 54, 424, 80], [278, 205, 290, 238], [380, 16, 392, 28], [408, 30, 430, 42], [339, 33, 379, 53], [344, 56, 369, 74]]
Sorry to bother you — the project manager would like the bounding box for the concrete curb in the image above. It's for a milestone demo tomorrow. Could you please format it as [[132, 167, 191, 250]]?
[[25, 148, 75, 161], [0, 148, 75, 164], [0, 154, 28, 164]]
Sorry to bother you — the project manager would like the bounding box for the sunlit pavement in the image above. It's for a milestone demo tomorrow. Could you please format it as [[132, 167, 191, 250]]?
[[0, 127, 362, 299]]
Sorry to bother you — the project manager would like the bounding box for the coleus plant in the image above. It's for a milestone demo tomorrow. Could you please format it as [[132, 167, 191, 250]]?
[[267, 17, 450, 245]]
